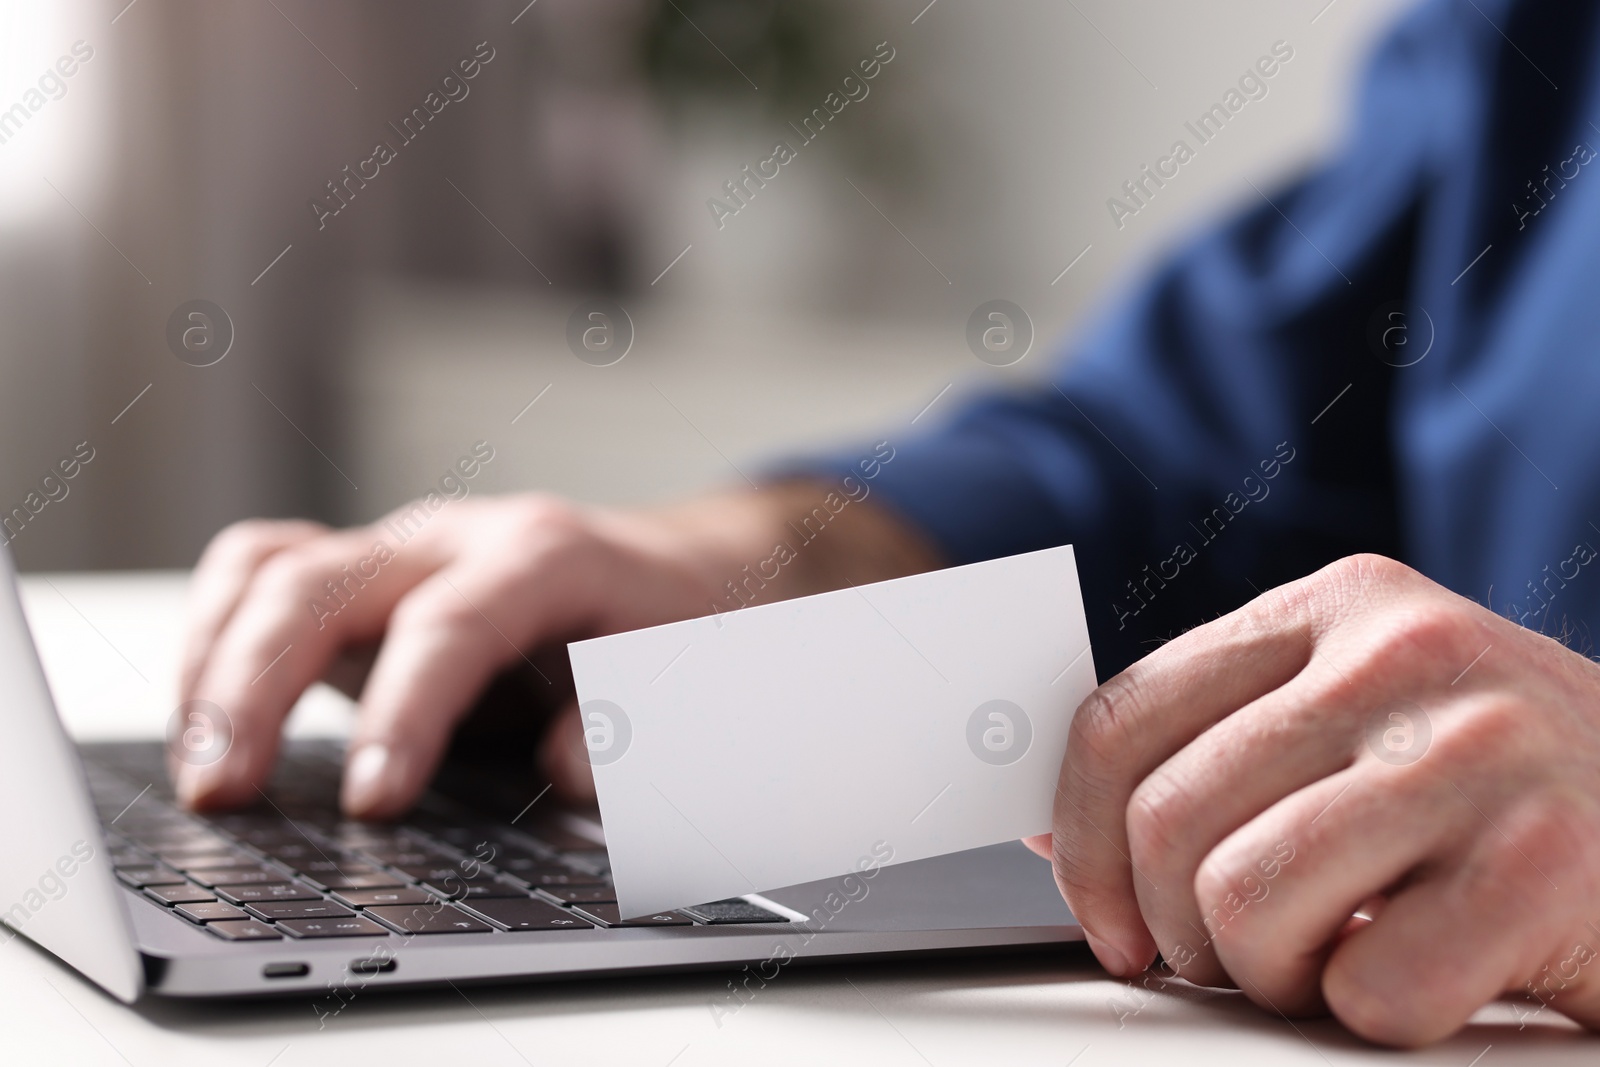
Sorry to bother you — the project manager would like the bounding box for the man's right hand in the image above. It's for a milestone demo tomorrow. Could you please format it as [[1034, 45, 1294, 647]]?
[[175, 485, 939, 820]]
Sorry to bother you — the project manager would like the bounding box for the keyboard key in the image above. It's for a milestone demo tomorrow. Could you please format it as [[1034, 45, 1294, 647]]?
[[492, 854, 603, 881], [277, 916, 390, 939], [461, 898, 596, 931], [245, 900, 355, 921], [514, 823, 605, 853], [363, 904, 494, 935], [134, 832, 232, 853], [537, 885, 617, 905], [491, 854, 554, 876], [309, 872, 408, 892], [515, 869, 606, 888], [213, 814, 297, 835], [570, 904, 695, 928], [205, 920, 282, 941], [298, 859, 383, 878], [176, 901, 250, 924], [423, 825, 485, 847], [215, 882, 322, 905], [326, 826, 411, 850], [249, 835, 325, 855], [120, 817, 212, 835], [143, 883, 218, 906], [561, 849, 611, 872], [153, 841, 240, 857], [424, 879, 527, 901], [165, 851, 259, 871], [358, 848, 441, 867], [395, 864, 480, 882], [187, 866, 284, 887], [226, 830, 301, 849], [114, 865, 185, 887], [258, 841, 322, 864], [331, 888, 434, 908], [681, 899, 788, 925]]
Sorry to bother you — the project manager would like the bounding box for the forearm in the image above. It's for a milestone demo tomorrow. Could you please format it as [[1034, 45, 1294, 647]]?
[[646, 480, 946, 613]]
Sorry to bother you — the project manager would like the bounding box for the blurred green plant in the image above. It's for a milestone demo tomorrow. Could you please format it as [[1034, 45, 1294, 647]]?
[[639, 0, 920, 186], [641, 0, 854, 113]]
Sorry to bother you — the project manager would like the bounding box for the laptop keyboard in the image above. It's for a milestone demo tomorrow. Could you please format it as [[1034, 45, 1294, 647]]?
[[81, 741, 787, 942]]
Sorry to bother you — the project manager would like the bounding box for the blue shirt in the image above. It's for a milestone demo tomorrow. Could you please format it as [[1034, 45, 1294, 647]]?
[[802, 0, 1600, 677]]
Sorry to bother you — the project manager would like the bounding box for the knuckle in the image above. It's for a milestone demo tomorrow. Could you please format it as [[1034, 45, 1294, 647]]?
[[1385, 600, 1475, 660], [1125, 774, 1193, 872], [1326, 552, 1417, 589], [1469, 791, 1587, 894], [208, 518, 290, 563], [494, 504, 608, 593], [487, 496, 606, 583], [382, 497, 437, 532], [252, 549, 326, 599], [502, 493, 589, 544], [1348, 601, 1477, 684], [1295, 553, 1418, 619], [391, 585, 477, 633], [1070, 671, 1148, 783], [1428, 695, 1530, 769]]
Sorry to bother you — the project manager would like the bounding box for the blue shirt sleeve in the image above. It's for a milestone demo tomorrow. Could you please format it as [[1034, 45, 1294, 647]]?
[[782, 1, 1481, 675]]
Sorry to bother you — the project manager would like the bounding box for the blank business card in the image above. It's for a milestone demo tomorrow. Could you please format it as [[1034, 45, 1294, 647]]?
[[567, 545, 1096, 920]]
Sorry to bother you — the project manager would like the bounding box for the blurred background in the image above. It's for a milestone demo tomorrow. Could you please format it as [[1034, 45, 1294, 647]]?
[[0, 0, 1408, 571]]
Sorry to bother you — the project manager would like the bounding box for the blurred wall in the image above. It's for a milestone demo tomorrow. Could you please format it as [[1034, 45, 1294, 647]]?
[[0, 0, 1409, 571]]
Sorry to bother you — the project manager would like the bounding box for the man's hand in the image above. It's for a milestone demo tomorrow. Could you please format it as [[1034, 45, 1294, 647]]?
[[176, 487, 940, 820], [1034, 553, 1600, 1046]]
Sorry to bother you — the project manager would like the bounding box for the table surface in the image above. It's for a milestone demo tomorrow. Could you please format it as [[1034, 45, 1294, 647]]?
[[5, 571, 1593, 1066]]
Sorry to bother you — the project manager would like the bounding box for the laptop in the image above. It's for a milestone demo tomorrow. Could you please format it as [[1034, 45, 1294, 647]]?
[[0, 545, 1081, 1002]]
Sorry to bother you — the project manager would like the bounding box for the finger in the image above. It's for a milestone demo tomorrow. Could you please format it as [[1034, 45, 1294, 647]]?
[[1198, 764, 1474, 1015], [1021, 833, 1051, 861], [1320, 795, 1594, 1046], [1123, 672, 1368, 986], [180, 532, 443, 808], [1056, 598, 1312, 976], [538, 703, 595, 804], [340, 561, 580, 819], [179, 519, 326, 699]]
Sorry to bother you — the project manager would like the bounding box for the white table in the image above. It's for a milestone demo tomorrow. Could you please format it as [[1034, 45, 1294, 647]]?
[[6, 571, 1592, 1065]]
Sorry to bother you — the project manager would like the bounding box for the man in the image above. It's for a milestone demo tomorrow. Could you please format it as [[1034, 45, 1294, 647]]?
[[175, 0, 1600, 1046]]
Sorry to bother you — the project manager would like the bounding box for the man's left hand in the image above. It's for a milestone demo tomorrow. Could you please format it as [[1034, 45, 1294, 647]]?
[[1029, 553, 1600, 1046]]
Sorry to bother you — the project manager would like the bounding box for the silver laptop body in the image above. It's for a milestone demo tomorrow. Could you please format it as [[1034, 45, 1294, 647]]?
[[0, 545, 1081, 1001]]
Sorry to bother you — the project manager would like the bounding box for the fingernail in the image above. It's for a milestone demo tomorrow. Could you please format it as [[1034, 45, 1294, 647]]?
[[1085, 931, 1131, 977], [343, 743, 396, 816]]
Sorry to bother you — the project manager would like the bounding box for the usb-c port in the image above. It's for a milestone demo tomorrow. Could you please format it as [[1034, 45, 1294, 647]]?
[[350, 958, 397, 976]]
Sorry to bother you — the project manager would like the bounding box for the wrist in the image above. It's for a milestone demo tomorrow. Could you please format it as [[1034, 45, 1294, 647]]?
[[641, 481, 945, 614]]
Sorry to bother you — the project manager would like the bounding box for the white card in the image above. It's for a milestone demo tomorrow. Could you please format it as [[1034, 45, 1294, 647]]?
[[566, 545, 1096, 919]]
